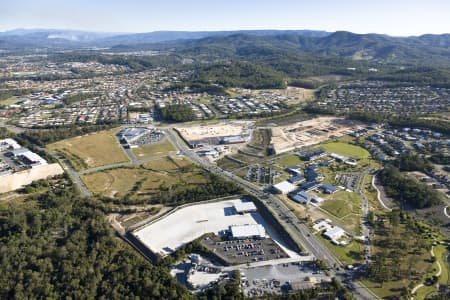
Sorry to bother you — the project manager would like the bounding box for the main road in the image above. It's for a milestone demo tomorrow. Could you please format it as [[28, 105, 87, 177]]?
[[164, 128, 378, 300]]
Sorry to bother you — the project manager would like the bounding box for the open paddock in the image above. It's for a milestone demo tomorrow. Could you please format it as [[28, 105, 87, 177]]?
[[48, 128, 128, 170]]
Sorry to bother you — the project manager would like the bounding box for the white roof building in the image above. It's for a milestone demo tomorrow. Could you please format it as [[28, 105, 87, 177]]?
[[324, 226, 346, 241], [273, 181, 296, 194], [312, 220, 332, 232], [230, 224, 266, 239], [0, 138, 21, 151], [20, 151, 48, 167], [234, 201, 257, 214]]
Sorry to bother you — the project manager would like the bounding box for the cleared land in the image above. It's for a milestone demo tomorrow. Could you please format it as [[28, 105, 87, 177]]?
[[270, 117, 364, 154], [131, 138, 176, 160], [321, 142, 370, 159], [0, 164, 64, 194], [175, 120, 253, 142], [81, 157, 206, 199], [48, 128, 128, 170]]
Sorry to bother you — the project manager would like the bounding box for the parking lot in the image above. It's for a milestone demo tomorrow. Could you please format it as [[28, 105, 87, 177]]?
[[240, 261, 330, 296], [336, 172, 359, 191], [132, 129, 164, 146], [0, 151, 23, 173], [246, 165, 274, 184], [200, 233, 288, 265]]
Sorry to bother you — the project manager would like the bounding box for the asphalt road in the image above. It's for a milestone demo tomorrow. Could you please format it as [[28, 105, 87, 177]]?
[[356, 169, 372, 265], [164, 128, 378, 300]]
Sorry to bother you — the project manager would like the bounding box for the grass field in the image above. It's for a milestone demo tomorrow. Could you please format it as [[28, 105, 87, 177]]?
[[277, 154, 303, 167], [81, 157, 208, 200], [434, 245, 449, 285], [48, 128, 128, 170], [320, 191, 361, 218], [217, 157, 243, 171], [316, 233, 364, 265], [131, 138, 176, 160], [0, 97, 21, 106], [321, 142, 370, 159]]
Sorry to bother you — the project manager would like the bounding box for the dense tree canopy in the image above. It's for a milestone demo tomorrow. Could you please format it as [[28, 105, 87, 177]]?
[[159, 104, 196, 122], [0, 176, 192, 299], [378, 166, 443, 209]]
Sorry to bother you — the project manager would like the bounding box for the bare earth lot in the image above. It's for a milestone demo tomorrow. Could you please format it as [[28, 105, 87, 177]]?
[[0, 163, 64, 193], [270, 117, 364, 154], [175, 120, 253, 142]]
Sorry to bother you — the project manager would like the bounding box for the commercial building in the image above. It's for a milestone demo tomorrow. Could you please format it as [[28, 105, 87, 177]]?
[[273, 181, 297, 194], [233, 201, 257, 214], [291, 191, 313, 204], [324, 226, 346, 242], [8, 148, 48, 168], [117, 127, 148, 145], [230, 224, 266, 240], [288, 175, 306, 184], [0, 138, 21, 151], [312, 220, 332, 232], [319, 184, 338, 194], [219, 135, 245, 145]]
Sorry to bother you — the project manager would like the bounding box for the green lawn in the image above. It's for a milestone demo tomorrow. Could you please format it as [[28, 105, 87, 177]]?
[[316, 233, 364, 265], [0, 97, 21, 106], [434, 245, 449, 285], [320, 191, 361, 218], [277, 154, 303, 167], [321, 142, 370, 159]]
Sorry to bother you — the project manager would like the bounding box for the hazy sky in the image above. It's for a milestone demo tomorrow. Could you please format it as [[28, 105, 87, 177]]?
[[0, 0, 448, 36]]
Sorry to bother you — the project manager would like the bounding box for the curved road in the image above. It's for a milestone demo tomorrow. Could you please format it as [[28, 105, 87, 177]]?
[[411, 246, 442, 299]]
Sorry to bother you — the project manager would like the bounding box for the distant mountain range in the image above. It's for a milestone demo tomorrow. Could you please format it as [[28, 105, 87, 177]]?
[[0, 28, 330, 47], [0, 28, 449, 64]]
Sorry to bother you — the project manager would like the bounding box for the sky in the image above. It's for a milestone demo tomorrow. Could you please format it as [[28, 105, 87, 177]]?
[[0, 0, 449, 36]]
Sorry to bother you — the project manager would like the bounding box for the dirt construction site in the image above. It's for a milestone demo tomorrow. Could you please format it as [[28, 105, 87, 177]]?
[[0, 163, 64, 193], [269, 117, 363, 154], [174, 121, 254, 145]]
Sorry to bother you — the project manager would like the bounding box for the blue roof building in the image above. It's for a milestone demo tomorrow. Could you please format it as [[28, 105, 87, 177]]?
[[290, 191, 313, 204], [320, 184, 338, 194], [288, 175, 306, 184], [299, 181, 321, 192]]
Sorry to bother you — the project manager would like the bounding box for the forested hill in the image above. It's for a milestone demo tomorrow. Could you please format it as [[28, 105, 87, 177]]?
[[172, 31, 450, 65], [2, 29, 450, 65]]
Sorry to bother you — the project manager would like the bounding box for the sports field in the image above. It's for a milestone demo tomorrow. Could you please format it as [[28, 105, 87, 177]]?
[[321, 142, 369, 159], [47, 128, 128, 170]]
